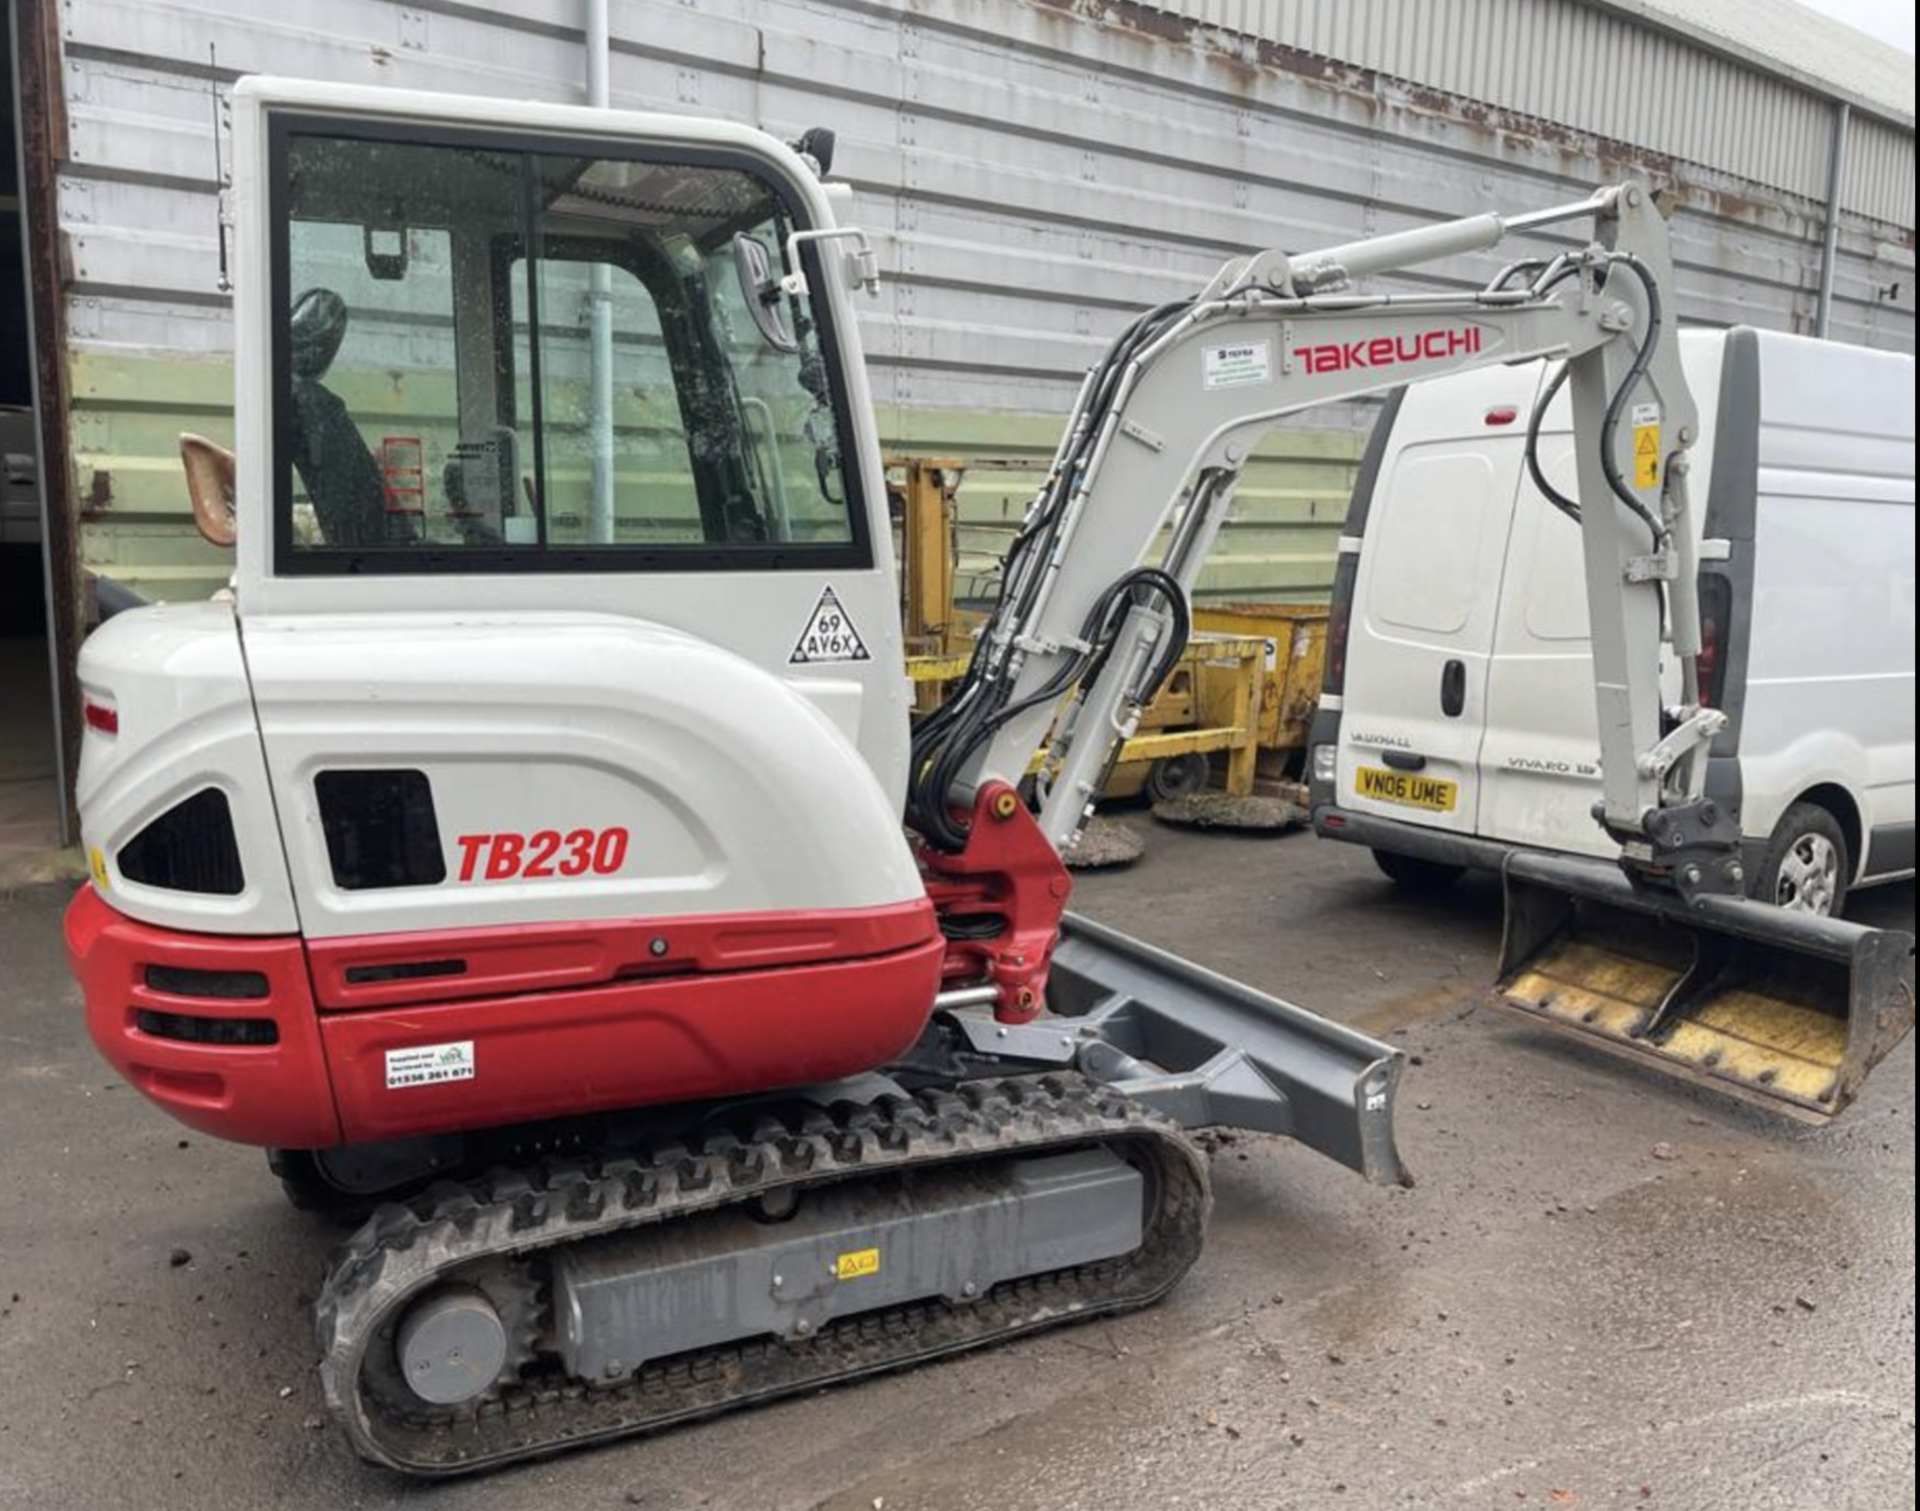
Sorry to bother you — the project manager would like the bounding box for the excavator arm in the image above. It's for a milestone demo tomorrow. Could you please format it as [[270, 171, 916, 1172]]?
[[912, 185, 1706, 864], [912, 183, 1913, 1120]]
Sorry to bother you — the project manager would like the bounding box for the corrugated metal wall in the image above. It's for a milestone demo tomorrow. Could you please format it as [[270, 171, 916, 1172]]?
[[49, 0, 1918, 605], [1160, 0, 1915, 223], [1849, 115, 1918, 232]]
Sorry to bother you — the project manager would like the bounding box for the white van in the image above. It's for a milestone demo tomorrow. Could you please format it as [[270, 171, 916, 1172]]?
[[1308, 327, 1915, 918]]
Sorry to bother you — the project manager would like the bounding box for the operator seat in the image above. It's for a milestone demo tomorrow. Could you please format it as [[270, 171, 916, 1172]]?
[[288, 288, 404, 548]]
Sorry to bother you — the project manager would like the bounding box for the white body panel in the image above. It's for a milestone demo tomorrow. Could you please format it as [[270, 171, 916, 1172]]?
[[242, 613, 922, 940], [1740, 338, 1917, 853], [1339, 327, 1916, 884], [75, 602, 299, 933]]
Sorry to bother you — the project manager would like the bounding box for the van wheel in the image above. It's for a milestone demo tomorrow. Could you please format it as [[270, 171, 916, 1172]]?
[[1371, 849, 1466, 893], [1754, 803, 1850, 918]]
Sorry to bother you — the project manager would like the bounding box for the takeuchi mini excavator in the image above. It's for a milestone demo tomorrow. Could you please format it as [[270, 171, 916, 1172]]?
[[66, 80, 1913, 1475]]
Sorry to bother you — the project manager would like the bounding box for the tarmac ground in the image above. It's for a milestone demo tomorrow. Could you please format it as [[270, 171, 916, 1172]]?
[[0, 821, 1911, 1510]]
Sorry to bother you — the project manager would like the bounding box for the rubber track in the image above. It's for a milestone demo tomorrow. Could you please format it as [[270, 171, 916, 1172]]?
[[316, 1074, 1211, 1476]]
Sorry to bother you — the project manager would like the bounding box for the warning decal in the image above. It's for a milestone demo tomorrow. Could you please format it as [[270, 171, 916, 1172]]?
[[790, 585, 871, 665], [385, 1040, 476, 1090], [835, 1246, 881, 1281], [1631, 402, 1661, 490]]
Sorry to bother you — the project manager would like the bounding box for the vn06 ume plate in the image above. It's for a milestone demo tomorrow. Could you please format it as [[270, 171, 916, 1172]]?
[[1354, 766, 1457, 812]]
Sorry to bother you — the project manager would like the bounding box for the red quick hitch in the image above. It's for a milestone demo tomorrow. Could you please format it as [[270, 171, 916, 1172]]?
[[918, 781, 1073, 1025]]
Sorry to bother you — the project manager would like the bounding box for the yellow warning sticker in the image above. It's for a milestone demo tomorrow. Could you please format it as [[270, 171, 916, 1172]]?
[[1633, 426, 1660, 488], [87, 846, 110, 890], [835, 1246, 881, 1281], [1631, 402, 1661, 490]]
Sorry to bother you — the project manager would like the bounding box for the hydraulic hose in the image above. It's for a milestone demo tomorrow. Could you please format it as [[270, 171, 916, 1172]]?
[[908, 299, 1196, 851], [1521, 254, 1668, 549]]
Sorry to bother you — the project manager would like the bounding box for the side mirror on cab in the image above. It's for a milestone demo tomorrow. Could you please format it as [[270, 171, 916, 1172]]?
[[731, 233, 799, 354]]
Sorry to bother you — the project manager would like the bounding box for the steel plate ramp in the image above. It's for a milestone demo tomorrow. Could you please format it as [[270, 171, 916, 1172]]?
[[1496, 852, 1915, 1123]]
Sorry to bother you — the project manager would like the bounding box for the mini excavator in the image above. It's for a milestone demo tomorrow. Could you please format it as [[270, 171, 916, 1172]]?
[[66, 80, 1911, 1474]]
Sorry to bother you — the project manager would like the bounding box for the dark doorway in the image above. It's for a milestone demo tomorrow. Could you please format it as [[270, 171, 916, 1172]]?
[[2, 0, 64, 873]]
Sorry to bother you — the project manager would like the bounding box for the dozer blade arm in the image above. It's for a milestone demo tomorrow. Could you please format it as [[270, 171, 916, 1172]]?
[[1048, 912, 1409, 1185], [1496, 852, 1916, 1123]]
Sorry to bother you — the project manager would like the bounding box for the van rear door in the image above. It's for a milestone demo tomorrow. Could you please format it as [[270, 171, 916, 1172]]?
[[1472, 410, 1614, 860], [1337, 367, 1542, 837], [1477, 337, 1723, 858]]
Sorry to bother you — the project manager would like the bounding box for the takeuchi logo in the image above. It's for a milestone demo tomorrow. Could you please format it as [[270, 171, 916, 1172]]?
[[1294, 325, 1485, 375]]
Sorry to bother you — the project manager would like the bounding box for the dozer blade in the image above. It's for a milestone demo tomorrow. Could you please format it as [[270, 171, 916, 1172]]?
[[1495, 851, 1915, 1123], [1049, 911, 1409, 1186]]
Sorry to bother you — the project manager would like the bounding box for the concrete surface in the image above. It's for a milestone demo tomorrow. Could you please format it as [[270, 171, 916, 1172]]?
[[0, 637, 71, 889], [0, 825, 1911, 1511]]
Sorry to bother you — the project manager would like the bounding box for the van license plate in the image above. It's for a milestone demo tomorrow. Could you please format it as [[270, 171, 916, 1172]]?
[[1355, 766, 1457, 812]]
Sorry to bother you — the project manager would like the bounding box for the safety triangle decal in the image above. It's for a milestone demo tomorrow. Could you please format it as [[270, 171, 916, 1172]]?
[[789, 585, 872, 665]]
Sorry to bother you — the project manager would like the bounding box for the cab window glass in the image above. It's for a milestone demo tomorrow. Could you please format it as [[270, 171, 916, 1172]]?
[[274, 126, 863, 571]]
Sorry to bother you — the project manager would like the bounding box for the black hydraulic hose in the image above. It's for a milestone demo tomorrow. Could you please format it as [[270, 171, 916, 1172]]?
[[911, 568, 1191, 853], [1133, 567, 1193, 693], [1520, 261, 1588, 524], [1525, 361, 1582, 523], [1522, 255, 1669, 549], [1595, 254, 1668, 550], [1072, 567, 1191, 707], [909, 297, 1198, 852]]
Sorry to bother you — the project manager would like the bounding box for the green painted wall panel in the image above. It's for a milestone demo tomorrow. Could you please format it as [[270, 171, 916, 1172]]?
[[69, 351, 1359, 608]]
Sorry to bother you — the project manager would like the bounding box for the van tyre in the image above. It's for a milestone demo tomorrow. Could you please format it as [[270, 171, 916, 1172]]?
[[1371, 848, 1466, 893], [1754, 803, 1850, 918]]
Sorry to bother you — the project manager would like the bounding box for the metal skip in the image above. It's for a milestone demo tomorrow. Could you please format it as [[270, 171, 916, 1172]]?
[[1495, 852, 1915, 1123]]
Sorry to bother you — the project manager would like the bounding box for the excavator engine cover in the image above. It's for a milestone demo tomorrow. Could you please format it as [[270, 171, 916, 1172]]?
[[1496, 852, 1915, 1122]]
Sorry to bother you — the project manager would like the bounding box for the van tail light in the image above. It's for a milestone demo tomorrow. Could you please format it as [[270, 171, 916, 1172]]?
[[1485, 406, 1519, 426], [1323, 552, 1360, 696], [84, 699, 119, 735], [1696, 574, 1732, 711]]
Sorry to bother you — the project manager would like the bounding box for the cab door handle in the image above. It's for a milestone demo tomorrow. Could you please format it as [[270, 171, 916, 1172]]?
[[1441, 659, 1467, 718]]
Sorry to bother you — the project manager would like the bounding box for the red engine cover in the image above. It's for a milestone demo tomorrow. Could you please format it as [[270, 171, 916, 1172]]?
[[66, 884, 944, 1149]]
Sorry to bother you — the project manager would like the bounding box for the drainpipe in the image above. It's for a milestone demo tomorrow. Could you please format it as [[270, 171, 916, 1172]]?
[[585, 0, 617, 542], [1815, 99, 1850, 341]]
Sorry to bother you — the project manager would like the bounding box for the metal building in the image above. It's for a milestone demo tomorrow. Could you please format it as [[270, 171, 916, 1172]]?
[[4, 0, 1914, 844]]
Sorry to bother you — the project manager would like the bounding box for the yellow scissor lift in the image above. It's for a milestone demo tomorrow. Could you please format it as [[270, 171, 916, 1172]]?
[[889, 457, 1327, 807]]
